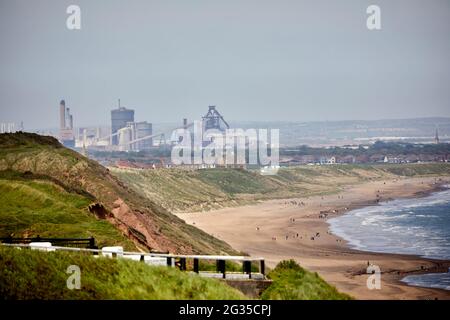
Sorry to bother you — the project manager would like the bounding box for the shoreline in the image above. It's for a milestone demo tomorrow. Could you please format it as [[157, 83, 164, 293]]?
[[176, 176, 450, 299]]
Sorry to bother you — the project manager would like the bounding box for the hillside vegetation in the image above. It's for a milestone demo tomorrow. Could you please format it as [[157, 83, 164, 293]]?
[[0, 248, 354, 300], [111, 163, 450, 212], [0, 171, 135, 249], [0, 133, 236, 254], [0, 246, 244, 300], [261, 260, 352, 300]]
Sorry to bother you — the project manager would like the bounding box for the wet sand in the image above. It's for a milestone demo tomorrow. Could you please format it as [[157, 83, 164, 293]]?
[[177, 176, 450, 300]]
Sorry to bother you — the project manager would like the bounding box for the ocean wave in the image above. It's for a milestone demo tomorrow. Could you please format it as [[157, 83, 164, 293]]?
[[415, 215, 438, 218], [401, 269, 450, 291], [328, 186, 450, 261]]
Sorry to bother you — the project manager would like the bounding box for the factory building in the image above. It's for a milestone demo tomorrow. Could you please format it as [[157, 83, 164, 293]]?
[[76, 126, 110, 149], [116, 121, 153, 152], [111, 100, 134, 145], [117, 127, 132, 152], [109, 100, 155, 151], [135, 121, 153, 150], [59, 99, 75, 148]]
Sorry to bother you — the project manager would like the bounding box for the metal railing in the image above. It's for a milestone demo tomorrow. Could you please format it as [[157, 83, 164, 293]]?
[[0, 242, 266, 279]]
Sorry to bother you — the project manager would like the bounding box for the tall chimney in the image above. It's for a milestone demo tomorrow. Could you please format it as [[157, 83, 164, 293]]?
[[59, 100, 66, 129], [66, 107, 70, 129]]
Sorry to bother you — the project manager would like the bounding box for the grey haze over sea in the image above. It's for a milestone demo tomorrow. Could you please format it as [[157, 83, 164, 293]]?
[[329, 186, 450, 291]]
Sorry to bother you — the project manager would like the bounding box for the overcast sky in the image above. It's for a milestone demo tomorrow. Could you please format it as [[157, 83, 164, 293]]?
[[1, 0, 449, 129]]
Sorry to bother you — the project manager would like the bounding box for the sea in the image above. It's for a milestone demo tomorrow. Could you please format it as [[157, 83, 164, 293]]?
[[328, 185, 450, 291]]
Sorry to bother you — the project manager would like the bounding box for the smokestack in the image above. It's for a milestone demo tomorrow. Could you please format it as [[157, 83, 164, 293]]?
[[59, 100, 66, 129], [183, 118, 187, 128], [66, 107, 71, 129]]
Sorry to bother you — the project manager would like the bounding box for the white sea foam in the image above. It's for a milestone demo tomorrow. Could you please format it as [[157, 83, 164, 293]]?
[[328, 187, 450, 260], [402, 271, 450, 291], [329, 186, 450, 291]]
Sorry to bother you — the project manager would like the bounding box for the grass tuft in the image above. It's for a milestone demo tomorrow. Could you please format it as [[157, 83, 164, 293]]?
[[261, 260, 352, 300], [0, 246, 245, 300]]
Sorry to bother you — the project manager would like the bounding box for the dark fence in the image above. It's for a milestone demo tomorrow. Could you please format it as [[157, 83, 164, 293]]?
[[0, 236, 97, 249]]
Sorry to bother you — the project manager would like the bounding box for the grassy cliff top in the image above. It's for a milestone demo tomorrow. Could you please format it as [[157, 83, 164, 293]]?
[[0, 171, 135, 249], [261, 260, 352, 300], [0, 132, 62, 149], [0, 133, 236, 255]]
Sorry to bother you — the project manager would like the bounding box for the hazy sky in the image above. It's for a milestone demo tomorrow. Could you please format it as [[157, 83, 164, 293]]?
[[1, 0, 449, 129]]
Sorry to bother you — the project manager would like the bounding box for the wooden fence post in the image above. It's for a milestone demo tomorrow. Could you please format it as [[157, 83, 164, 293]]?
[[217, 260, 226, 279], [193, 258, 199, 273], [243, 260, 252, 279], [180, 258, 187, 271], [89, 237, 96, 249]]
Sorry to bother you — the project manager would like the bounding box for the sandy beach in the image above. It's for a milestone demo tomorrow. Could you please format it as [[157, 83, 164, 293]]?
[[177, 176, 450, 300]]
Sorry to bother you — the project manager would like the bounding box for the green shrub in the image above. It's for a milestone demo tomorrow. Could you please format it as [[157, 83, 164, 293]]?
[[0, 247, 245, 300], [261, 260, 352, 300]]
